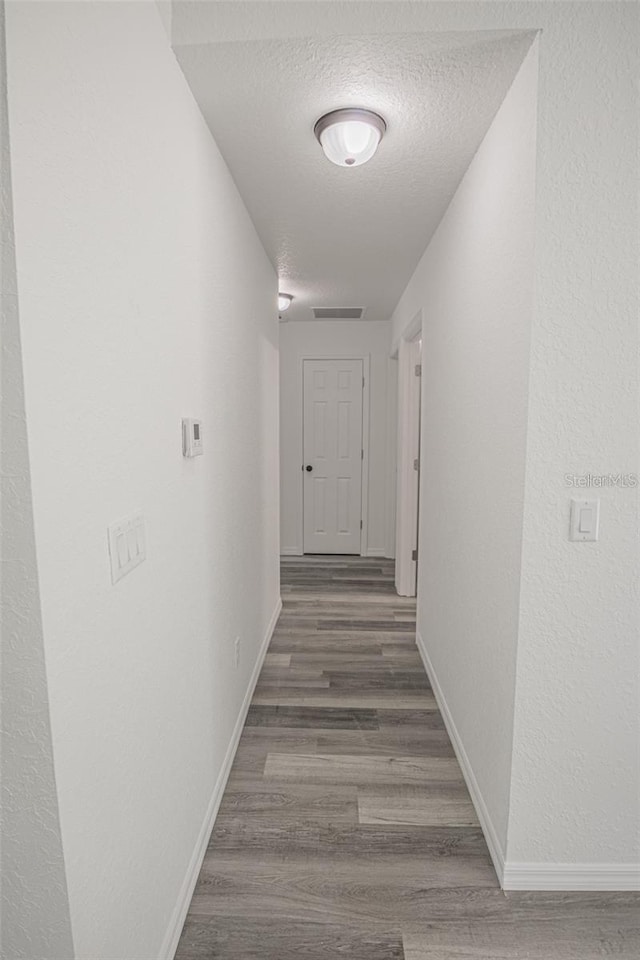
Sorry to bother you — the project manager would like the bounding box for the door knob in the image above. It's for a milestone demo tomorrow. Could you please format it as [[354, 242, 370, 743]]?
[[305, 465, 313, 472]]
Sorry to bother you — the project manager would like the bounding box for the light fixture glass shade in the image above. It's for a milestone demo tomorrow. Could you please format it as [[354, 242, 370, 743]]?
[[278, 293, 293, 311], [314, 108, 386, 167]]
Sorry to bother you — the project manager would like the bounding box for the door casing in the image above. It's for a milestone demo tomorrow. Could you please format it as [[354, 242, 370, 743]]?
[[395, 311, 423, 596]]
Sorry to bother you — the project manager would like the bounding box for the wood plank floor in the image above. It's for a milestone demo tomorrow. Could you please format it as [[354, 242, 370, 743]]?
[[175, 557, 640, 959]]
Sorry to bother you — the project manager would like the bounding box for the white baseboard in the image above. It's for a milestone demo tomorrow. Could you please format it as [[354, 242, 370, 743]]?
[[364, 547, 387, 557], [416, 633, 640, 893], [281, 548, 388, 559], [503, 862, 640, 891], [415, 630, 505, 885], [159, 597, 283, 960]]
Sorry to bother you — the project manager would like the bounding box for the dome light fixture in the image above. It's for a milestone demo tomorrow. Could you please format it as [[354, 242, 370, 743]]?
[[314, 108, 386, 168], [278, 293, 293, 312]]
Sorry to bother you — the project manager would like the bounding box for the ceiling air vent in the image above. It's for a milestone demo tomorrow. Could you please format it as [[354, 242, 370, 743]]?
[[312, 307, 365, 320]]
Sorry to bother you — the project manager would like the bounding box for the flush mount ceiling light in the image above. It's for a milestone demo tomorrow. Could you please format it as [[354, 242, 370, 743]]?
[[278, 293, 293, 312], [314, 108, 386, 168]]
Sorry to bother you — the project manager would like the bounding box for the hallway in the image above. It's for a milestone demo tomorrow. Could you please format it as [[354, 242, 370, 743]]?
[[3, 3, 639, 954], [175, 559, 639, 959]]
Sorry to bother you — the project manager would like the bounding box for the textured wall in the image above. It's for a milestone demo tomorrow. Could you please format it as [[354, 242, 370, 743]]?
[[4, 1, 279, 956], [391, 42, 538, 856], [279, 320, 394, 557], [0, 1, 75, 954], [508, 2, 639, 865]]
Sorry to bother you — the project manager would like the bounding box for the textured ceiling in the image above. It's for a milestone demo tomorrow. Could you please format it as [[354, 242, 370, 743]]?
[[174, 23, 534, 322]]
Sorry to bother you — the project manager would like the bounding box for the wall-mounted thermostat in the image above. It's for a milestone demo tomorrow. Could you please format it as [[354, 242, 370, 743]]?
[[182, 418, 203, 457]]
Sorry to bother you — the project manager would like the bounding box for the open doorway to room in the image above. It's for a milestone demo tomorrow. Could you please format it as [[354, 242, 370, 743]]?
[[395, 312, 423, 596]]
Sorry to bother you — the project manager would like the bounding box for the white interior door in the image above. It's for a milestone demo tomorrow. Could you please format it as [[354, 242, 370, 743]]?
[[303, 359, 363, 554]]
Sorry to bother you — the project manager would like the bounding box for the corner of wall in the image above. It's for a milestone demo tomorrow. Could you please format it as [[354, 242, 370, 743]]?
[[154, 0, 173, 43]]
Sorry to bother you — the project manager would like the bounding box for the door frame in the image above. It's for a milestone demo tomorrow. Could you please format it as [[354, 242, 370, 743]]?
[[296, 353, 371, 557], [395, 311, 422, 596]]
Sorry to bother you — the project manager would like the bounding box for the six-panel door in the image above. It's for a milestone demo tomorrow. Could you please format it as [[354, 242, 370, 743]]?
[[303, 359, 363, 554]]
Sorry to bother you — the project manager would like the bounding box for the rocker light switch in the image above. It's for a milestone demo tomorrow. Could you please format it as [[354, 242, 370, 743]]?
[[108, 512, 146, 583], [569, 499, 599, 542]]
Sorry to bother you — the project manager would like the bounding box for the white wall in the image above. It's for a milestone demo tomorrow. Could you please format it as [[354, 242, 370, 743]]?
[[392, 1, 639, 881], [4, 2, 280, 958], [507, 4, 639, 871], [279, 320, 394, 557], [392, 42, 538, 859], [1, 2, 75, 954]]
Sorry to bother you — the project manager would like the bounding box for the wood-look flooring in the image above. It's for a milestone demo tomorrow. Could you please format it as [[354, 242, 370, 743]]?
[[175, 557, 640, 959]]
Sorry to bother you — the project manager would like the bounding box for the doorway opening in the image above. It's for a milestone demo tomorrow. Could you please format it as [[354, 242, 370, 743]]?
[[395, 312, 423, 596]]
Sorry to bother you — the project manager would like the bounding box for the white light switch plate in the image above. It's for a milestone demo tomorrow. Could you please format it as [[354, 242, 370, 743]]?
[[108, 512, 146, 583], [569, 499, 599, 542]]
